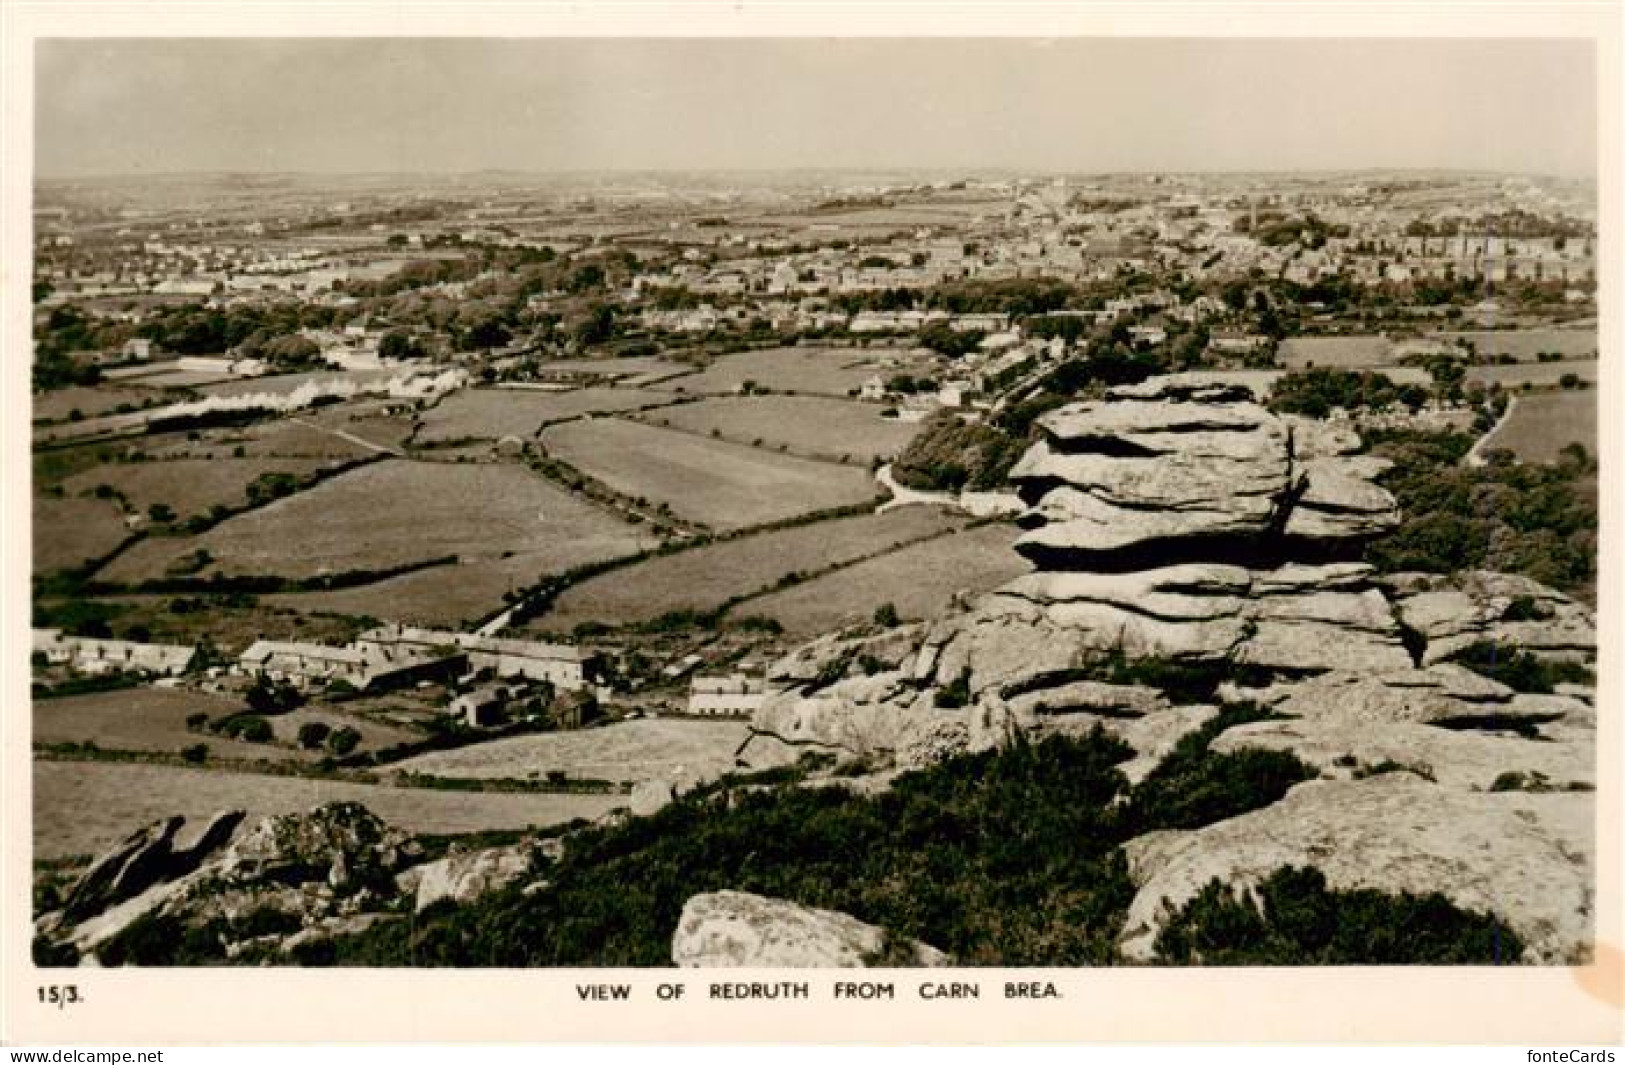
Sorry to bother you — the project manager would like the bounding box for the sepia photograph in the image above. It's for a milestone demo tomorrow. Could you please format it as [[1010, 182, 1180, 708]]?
[[5, 6, 1621, 1048]]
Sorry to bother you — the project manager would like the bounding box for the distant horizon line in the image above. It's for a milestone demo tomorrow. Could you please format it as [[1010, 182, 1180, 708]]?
[[35, 164, 1596, 184]]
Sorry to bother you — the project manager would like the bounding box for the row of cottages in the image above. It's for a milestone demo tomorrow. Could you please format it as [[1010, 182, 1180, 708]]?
[[352, 625, 593, 691], [33, 629, 196, 676], [237, 638, 464, 693], [687, 673, 772, 718]]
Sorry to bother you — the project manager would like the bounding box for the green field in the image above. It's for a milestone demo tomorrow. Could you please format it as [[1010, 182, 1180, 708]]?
[[1480, 390, 1599, 464], [529, 506, 967, 633], [33, 760, 623, 860], [1465, 360, 1599, 389], [33, 385, 164, 424], [643, 394, 922, 464], [672, 346, 930, 397], [34, 688, 272, 762], [34, 681, 425, 755], [34, 496, 132, 575], [100, 459, 651, 583], [265, 540, 645, 628], [1438, 329, 1598, 361], [417, 386, 671, 442], [540, 418, 879, 532], [62, 456, 341, 523], [150, 418, 377, 461], [736, 522, 1029, 636], [1279, 336, 1394, 369]]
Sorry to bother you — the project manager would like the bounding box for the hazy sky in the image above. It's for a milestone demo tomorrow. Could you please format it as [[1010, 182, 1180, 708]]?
[[35, 38, 1598, 178]]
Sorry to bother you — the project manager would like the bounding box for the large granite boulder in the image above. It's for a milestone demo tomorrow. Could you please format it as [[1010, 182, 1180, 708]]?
[[1007, 376, 1398, 569], [1119, 774, 1593, 965], [402, 842, 541, 913], [671, 890, 950, 967]]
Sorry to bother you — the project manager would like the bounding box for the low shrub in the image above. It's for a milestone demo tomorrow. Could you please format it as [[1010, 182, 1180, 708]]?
[[1154, 865, 1525, 965]]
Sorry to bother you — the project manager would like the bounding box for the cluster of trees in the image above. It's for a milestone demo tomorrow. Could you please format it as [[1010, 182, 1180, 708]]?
[[890, 412, 1029, 493], [1235, 213, 1351, 249], [1267, 369, 1431, 419], [1364, 430, 1598, 599]]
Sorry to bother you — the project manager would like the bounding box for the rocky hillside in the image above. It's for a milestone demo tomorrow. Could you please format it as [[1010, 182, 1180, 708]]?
[[37, 374, 1596, 967]]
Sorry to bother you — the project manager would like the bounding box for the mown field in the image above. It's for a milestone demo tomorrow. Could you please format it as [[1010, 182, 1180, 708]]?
[[101, 459, 651, 583], [1464, 360, 1599, 389], [1438, 328, 1598, 361], [1480, 390, 1599, 464], [641, 394, 922, 464], [736, 522, 1030, 636], [671, 346, 930, 397], [1279, 336, 1394, 370], [540, 418, 879, 531], [417, 387, 671, 442], [394, 718, 752, 785], [529, 506, 967, 632], [61, 456, 341, 523], [33, 761, 623, 860], [33, 496, 132, 575]]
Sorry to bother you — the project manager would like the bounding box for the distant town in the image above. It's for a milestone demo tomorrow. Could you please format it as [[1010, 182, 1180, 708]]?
[[31, 167, 1600, 968]]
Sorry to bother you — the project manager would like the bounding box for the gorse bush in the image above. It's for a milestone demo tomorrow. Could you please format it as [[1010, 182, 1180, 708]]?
[[1154, 865, 1525, 965], [299, 730, 1145, 967], [1119, 702, 1317, 835], [1449, 641, 1594, 694]]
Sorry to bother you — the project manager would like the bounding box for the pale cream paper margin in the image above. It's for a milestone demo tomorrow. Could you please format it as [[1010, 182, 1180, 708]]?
[[1, 1, 1620, 1046]]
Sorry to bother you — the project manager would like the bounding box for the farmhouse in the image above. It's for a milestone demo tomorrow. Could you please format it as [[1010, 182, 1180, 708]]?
[[355, 625, 594, 691], [32, 629, 196, 676], [687, 673, 771, 717], [240, 636, 465, 693], [449, 684, 513, 727], [239, 640, 367, 689]]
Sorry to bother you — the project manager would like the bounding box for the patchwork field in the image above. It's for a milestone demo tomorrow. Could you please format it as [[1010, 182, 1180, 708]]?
[[643, 394, 922, 464], [33, 761, 623, 860], [62, 456, 341, 523], [671, 346, 930, 397], [33, 496, 132, 574], [1279, 336, 1394, 369], [1465, 360, 1599, 389], [737, 522, 1030, 637], [529, 506, 967, 632], [540, 418, 878, 531], [1438, 329, 1599, 361], [1480, 390, 1599, 464], [265, 541, 647, 628], [33, 385, 163, 424], [394, 718, 752, 784], [418, 386, 670, 442], [101, 459, 651, 583]]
